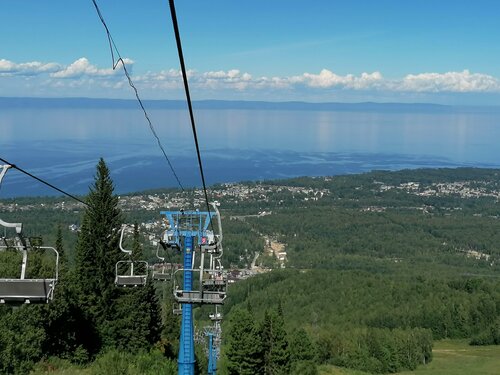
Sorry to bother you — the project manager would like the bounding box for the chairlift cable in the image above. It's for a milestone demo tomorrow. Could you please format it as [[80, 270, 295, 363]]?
[[91, 0, 185, 192], [167, 0, 208, 195], [0, 157, 88, 207], [168, 0, 215, 230]]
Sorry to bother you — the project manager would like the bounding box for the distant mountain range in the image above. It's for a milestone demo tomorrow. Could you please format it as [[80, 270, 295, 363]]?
[[1, 96, 499, 113]]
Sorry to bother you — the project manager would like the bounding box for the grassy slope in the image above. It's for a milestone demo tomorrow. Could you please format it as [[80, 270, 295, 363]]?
[[319, 340, 500, 375], [36, 340, 500, 374]]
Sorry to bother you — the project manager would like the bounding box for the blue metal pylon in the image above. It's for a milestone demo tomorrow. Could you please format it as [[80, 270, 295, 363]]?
[[161, 207, 223, 375], [178, 235, 195, 375], [207, 332, 216, 375]]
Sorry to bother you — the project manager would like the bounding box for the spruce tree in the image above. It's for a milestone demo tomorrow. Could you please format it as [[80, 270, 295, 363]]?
[[55, 224, 65, 265], [289, 328, 315, 363], [289, 328, 317, 375], [73, 158, 123, 357], [131, 223, 162, 347], [43, 224, 78, 360], [226, 308, 264, 375], [161, 287, 181, 358], [54, 223, 68, 279], [102, 222, 162, 351], [261, 308, 290, 375]]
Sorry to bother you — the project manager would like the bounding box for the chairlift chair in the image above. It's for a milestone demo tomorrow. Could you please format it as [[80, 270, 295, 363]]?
[[201, 255, 227, 291], [174, 289, 226, 305], [173, 268, 226, 305], [114, 224, 148, 287], [152, 238, 176, 282], [199, 203, 223, 255], [152, 267, 172, 282], [209, 306, 223, 321], [115, 260, 148, 287], [0, 165, 59, 304], [172, 303, 182, 316], [0, 244, 59, 304], [209, 313, 222, 321], [202, 275, 227, 288], [161, 216, 181, 250]]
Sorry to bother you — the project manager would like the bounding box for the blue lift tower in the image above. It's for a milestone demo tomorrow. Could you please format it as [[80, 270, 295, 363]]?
[[205, 306, 222, 375], [161, 203, 226, 375]]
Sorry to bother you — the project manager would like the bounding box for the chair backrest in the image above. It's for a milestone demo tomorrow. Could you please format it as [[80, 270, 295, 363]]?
[[0, 245, 59, 304], [115, 224, 149, 287], [115, 260, 148, 287]]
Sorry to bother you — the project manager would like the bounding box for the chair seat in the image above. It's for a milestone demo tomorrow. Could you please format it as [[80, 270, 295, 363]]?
[[0, 279, 55, 304], [152, 273, 171, 281], [174, 290, 226, 304], [202, 279, 226, 287], [115, 275, 147, 287]]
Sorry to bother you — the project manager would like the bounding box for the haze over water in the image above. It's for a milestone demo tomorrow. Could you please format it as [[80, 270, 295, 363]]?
[[2, 103, 500, 197]]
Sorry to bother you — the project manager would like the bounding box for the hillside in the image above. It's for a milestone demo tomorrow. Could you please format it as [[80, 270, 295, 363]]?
[[1, 167, 500, 374]]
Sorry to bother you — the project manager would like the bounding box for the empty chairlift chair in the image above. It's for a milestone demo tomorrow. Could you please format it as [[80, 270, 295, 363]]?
[[172, 303, 183, 316], [152, 240, 174, 282], [209, 306, 223, 322], [173, 274, 226, 305], [0, 238, 59, 304], [174, 284, 226, 304], [115, 225, 148, 287], [152, 264, 173, 282], [0, 165, 59, 304]]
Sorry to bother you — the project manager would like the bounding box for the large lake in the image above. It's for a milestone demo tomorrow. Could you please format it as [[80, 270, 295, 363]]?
[[2, 105, 500, 197]]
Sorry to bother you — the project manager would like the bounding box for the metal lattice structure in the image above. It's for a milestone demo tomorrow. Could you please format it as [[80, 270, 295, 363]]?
[[160, 203, 226, 375], [205, 306, 223, 375]]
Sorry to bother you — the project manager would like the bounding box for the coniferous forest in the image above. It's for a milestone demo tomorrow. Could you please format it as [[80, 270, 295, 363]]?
[[0, 160, 175, 374], [1, 163, 500, 374]]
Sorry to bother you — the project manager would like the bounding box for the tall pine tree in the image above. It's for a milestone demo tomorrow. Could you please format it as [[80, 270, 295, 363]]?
[[55, 224, 65, 266], [288, 328, 317, 375], [261, 308, 290, 375], [226, 308, 264, 375], [42, 223, 81, 360], [73, 158, 123, 357], [101, 223, 162, 351]]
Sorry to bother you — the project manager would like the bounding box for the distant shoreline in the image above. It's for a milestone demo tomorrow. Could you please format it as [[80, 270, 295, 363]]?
[[3, 96, 499, 113]]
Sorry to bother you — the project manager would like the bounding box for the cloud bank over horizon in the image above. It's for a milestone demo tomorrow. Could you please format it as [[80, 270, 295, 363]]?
[[2, 57, 500, 103]]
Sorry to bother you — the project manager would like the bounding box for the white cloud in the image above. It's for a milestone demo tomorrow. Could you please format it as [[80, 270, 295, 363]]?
[[294, 69, 384, 89], [192, 69, 255, 90], [2, 57, 500, 96], [0, 58, 60, 76], [50, 57, 134, 78], [202, 69, 243, 80], [203, 70, 229, 79], [399, 70, 500, 93]]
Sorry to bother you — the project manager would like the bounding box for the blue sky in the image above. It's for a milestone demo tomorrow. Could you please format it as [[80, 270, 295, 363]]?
[[2, 0, 500, 104]]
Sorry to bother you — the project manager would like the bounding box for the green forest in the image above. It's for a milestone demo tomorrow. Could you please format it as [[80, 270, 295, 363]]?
[[1, 163, 500, 374], [0, 160, 177, 374]]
